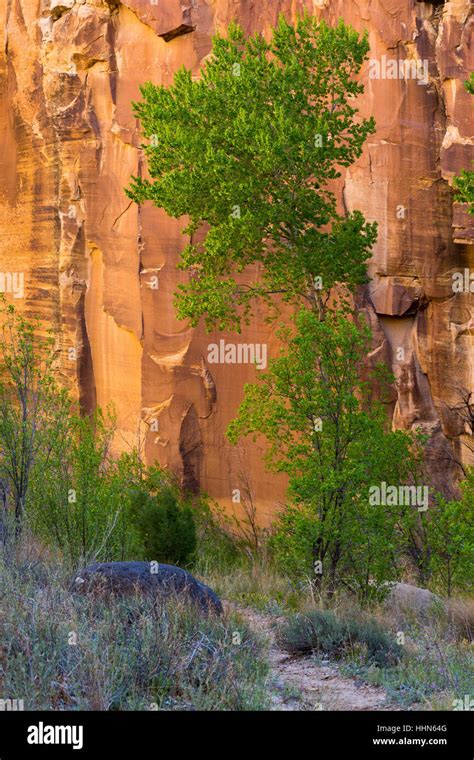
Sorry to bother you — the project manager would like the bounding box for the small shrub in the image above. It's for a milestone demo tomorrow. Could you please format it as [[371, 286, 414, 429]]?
[[192, 495, 242, 571], [277, 610, 347, 655], [277, 609, 402, 666], [345, 617, 402, 667], [130, 480, 197, 568]]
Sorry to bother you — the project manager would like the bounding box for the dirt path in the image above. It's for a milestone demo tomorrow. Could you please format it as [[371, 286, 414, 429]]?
[[232, 605, 400, 711]]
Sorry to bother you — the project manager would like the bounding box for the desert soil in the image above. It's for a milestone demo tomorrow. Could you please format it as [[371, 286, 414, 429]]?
[[230, 604, 404, 711]]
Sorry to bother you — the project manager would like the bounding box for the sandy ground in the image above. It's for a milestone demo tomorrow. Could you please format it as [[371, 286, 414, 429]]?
[[230, 604, 404, 711]]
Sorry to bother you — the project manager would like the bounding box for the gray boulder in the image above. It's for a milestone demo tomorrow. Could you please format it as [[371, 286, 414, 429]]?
[[385, 582, 444, 620], [71, 561, 223, 616]]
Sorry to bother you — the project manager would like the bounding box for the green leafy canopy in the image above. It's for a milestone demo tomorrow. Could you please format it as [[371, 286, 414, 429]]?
[[127, 15, 377, 331], [227, 308, 423, 595]]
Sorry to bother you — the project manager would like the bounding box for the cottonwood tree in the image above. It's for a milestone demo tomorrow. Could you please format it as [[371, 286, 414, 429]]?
[[127, 15, 377, 328], [227, 309, 421, 598], [128, 15, 425, 594]]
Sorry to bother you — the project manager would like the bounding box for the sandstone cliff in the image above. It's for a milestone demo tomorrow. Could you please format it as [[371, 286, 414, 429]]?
[[0, 0, 472, 519]]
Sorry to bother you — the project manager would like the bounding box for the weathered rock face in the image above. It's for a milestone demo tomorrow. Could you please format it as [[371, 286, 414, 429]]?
[[0, 0, 472, 518]]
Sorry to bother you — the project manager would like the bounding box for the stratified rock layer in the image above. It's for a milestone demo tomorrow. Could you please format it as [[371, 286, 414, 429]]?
[[0, 0, 473, 519]]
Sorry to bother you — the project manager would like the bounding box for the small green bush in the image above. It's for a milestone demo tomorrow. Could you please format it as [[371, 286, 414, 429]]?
[[191, 495, 242, 572], [345, 617, 402, 667], [276, 609, 402, 667], [130, 477, 197, 567], [277, 610, 347, 656]]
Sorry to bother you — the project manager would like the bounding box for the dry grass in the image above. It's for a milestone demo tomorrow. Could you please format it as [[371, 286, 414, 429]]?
[[0, 552, 269, 711], [197, 557, 313, 613], [198, 558, 474, 710], [2, 535, 472, 712], [446, 598, 474, 642]]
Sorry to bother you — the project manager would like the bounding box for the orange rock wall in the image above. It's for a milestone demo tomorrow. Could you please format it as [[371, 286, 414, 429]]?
[[0, 0, 473, 520]]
